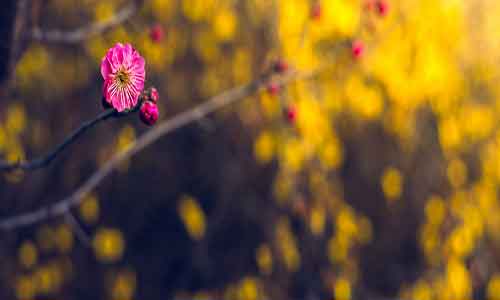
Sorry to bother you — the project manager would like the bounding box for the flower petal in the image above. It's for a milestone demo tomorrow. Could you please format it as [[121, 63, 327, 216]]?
[[100, 56, 112, 79]]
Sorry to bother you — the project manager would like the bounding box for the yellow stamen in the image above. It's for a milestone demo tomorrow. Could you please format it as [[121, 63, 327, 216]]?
[[115, 68, 131, 87]]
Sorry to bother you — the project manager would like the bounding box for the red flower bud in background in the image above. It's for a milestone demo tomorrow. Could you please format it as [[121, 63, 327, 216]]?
[[376, 0, 389, 17], [351, 40, 364, 59], [140, 101, 159, 126], [267, 83, 280, 96], [150, 24, 165, 43], [311, 3, 322, 21], [285, 105, 297, 124], [149, 87, 159, 103], [273, 59, 289, 74]]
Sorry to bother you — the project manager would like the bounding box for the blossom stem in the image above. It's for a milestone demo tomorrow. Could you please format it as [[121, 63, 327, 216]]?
[[0, 108, 120, 171]]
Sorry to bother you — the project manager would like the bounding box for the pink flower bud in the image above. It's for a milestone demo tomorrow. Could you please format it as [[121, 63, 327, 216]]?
[[150, 24, 165, 43], [150, 87, 159, 103], [267, 83, 280, 96], [273, 59, 289, 74], [311, 3, 322, 21], [351, 40, 364, 59], [376, 0, 389, 17], [140, 101, 159, 126], [285, 105, 297, 124]]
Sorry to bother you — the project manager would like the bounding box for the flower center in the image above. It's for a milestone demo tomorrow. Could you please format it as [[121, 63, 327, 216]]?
[[115, 68, 131, 87]]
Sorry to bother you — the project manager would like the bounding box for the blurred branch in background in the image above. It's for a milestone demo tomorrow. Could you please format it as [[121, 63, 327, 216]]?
[[1, 0, 144, 93], [0, 68, 319, 231], [30, 0, 144, 44], [0, 108, 117, 171], [0, 0, 29, 94]]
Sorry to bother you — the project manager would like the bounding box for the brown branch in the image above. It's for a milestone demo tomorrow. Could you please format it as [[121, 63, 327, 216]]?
[[0, 69, 318, 231], [0, 108, 118, 171], [0, 0, 30, 93], [30, 0, 143, 44]]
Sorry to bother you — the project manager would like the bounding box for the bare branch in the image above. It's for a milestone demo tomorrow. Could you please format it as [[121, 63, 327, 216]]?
[[30, 0, 143, 44], [0, 108, 118, 171], [0, 69, 318, 231], [0, 0, 29, 92]]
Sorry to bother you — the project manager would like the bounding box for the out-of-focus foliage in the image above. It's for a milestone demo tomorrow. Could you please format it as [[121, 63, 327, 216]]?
[[3, 0, 500, 300]]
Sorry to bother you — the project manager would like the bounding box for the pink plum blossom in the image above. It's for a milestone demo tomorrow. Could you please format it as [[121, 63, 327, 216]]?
[[101, 43, 146, 112]]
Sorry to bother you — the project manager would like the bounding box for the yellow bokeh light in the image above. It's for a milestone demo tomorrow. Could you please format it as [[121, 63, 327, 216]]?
[[254, 131, 275, 164], [18, 240, 38, 269], [55, 224, 74, 253], [112, 269, 137, 299], [79, 193, 100, 224], [334, 277, 351, 300], [213, 7, 237, 42], [381, 167, 403, 202], [256, 244, 273, 275], [92, 227, 125, 263], [447, 158, 467, 188], [15, 275, 35, 299], [178, 195, 206, 240], [488, 274, 500, 300]]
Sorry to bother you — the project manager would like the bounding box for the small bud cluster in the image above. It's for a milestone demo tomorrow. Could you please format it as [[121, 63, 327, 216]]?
[[266, 59, 300, 125], [139, 87, 160, 126], [265, 59, 289, 97]]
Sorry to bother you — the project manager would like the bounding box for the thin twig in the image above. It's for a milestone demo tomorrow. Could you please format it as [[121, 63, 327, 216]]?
[[0, 108, 118, 171], [64, 211, 91, 246], [30, 0, 143, 44], [0, 69, 319, 231]]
